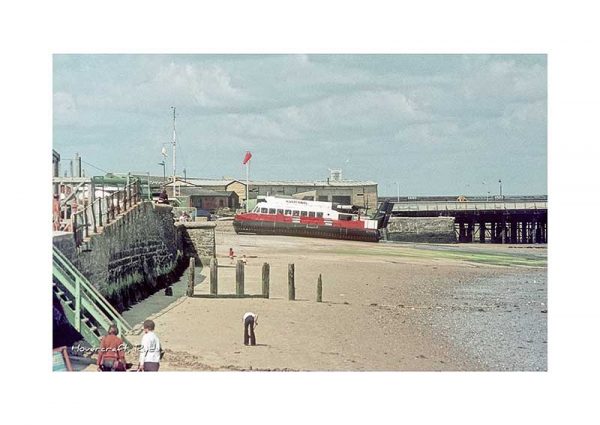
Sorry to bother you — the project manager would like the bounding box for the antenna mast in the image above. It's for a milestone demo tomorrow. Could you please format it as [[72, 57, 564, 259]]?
[[171, 106, 177, 184]]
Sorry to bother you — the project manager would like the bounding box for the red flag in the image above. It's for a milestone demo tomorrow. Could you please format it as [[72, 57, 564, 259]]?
[[242, 151, 252, 165]]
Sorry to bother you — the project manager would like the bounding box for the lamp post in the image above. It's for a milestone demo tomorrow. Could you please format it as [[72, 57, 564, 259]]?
[[498, 179, 503, 199], [395, 182, 400, 202]]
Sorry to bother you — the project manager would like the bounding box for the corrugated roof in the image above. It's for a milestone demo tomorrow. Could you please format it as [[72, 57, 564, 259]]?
[[248, 180, 377, 187], [177, 187, 235, 197], [164, 177, 377, 187]]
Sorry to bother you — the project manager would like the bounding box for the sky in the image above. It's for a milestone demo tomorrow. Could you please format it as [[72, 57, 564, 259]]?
[[53, 54, 547, 196]]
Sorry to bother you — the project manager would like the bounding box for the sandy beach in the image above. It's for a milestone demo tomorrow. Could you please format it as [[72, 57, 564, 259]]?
[[115, 222, 547, 372]]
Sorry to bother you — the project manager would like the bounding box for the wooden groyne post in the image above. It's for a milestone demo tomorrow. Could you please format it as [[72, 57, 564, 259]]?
[[262, 262, 270, 298], [210, 257, 218, 296], [186, 257, 195, 297], [317, 274, 322, 302], [236, 260, 245, 296], [288, 263, 295, 301]]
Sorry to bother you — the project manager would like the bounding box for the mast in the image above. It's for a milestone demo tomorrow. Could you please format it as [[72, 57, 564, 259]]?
[[171, 106, 177, 185]]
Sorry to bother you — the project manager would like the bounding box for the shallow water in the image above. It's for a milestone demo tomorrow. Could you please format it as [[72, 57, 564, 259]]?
[[430, 270, 547, 371]]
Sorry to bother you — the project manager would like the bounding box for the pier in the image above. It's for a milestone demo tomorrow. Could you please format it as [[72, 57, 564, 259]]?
[[387, 196, 548, 244]]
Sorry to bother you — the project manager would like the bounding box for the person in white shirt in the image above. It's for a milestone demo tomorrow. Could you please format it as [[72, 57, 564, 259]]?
[[243, 312, 258, 346], [138, 319, 161, 371]]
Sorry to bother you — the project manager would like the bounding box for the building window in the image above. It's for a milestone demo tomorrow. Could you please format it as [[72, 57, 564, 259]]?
[[318, 196, 329, 202], [332, 196, 352, 205]]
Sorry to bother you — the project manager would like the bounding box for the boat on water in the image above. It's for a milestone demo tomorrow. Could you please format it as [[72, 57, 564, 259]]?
[[233, 196, 394, 242]]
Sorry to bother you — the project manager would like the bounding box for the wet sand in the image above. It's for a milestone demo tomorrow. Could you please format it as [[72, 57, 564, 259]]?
[[120, 223, 547, 371]]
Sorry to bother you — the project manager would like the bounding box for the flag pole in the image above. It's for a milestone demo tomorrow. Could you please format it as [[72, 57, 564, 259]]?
[[245, 159, 249, 212]]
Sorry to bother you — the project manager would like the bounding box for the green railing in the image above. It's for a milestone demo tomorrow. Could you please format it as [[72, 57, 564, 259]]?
[[52, 246, 132, 347]]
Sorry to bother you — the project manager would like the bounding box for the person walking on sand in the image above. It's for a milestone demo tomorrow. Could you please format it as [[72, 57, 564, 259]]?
[[97, 324, 126, 372], [242, 254, 247, 265], [138, 320, 161, 372], [229, 247, 235, 264], [243, 312, 258, 346]]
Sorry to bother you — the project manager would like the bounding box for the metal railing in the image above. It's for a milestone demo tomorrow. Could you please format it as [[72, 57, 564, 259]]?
[[53, 246, 132, 347], [72, 180, 142, 247], [392, 200, 548, 213]]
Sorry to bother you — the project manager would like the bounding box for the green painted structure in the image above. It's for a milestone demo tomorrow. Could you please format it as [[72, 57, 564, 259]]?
[[53, 245, 132, 348]]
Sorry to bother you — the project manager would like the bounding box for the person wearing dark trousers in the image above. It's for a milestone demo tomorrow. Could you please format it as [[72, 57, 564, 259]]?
[[243, 312, 258, 346]]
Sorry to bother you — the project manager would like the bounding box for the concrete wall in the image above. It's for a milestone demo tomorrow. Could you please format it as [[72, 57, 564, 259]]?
[[53, 202, 183, 310], [176, 221, 216, 264], [386, 217, 456, 243]]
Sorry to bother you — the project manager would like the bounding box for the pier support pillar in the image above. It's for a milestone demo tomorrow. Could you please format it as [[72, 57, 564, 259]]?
[[479, 222, 486, 243], [510, 220, 518, 244], [467, 221, 474, 243], [542, 222, 547, 243], [459, 222, 466, 243], [521, 221, 527, 244]]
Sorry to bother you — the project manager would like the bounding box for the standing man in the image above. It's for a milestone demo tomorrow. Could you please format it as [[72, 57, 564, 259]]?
[[138, 320, 161, 372], [243, 312, 258, 346]]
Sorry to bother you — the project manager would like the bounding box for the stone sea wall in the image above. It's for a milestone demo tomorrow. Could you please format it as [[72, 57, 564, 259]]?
[[176, 221, 217, 264], [53, 202, 182, 310], [53, 202, 218, 310], [386, 217, 456, 243]]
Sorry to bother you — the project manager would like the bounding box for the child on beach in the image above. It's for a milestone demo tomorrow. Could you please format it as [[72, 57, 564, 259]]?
[[138, 320, 162, 372], [229, 247, 235, 264]]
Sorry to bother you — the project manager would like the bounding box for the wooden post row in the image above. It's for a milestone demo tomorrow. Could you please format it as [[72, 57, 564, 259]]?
[[210, 257, 218, 296], [288, 263, 295, 301], [317, 274, 323, 302], [236, 260, 245, 296], [262, 262, 270, 299], [186, 257, 195, 297]]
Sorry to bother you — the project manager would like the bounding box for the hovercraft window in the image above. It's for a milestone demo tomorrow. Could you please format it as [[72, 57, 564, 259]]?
[[316, 212, 323, 218], [292, 210, 300, 216], [277, 209, 284, 215], [308, 211, 316, 218], [284, 209, 292, 215], [301, 211, 308, 217], [269, 208, 276, 214], [261, 208, 268, 214]]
